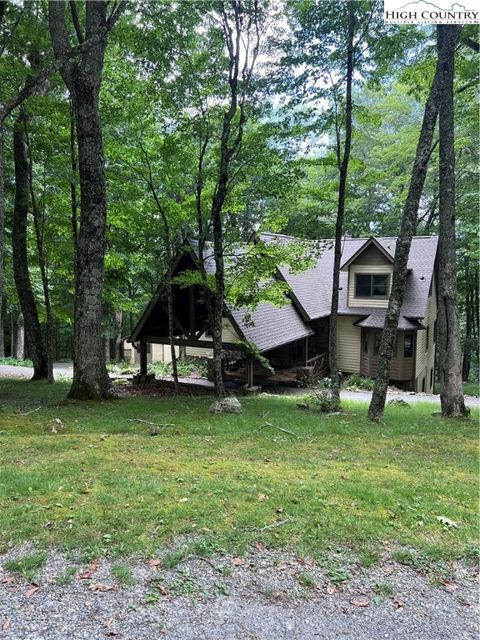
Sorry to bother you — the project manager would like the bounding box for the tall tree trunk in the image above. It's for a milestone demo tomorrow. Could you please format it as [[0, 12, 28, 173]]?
[[48, 1, 122, 399], [114, 309, 123, 361], [329, 1, 354, 406], [15, 313, 24, 360], [69, 96, 79, 269], [462, 255, 472, 381], [437, 24, 468, 417], [0, 126, 5, 357], [26, 130, 55, 383], [67, 86, 113, 398], [368, 57, 446, 421], [12, 110, 48, 379]]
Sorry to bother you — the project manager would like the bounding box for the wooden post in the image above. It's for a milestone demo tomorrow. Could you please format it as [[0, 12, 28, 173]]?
[[245, 355, 254, 388], [140, 341, 147, 376]]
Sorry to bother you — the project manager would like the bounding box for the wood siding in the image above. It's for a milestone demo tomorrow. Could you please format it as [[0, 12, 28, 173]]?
[[360, 330, 414, 381], [337, 316, 362, 373], [348, 264, 394, 308], [415, 277, 437, 392], [353, 244, 393, 265]]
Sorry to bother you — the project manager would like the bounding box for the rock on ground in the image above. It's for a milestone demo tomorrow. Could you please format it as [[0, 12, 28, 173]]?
[[209, 396, 242, 413]]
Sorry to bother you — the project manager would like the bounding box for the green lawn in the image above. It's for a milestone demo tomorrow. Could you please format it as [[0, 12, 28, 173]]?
[[0, 379, 478, 568], [463, 380, 479, 397]]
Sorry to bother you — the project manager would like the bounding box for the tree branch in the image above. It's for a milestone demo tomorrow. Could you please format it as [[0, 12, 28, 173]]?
[[69, 0, 84, 43]]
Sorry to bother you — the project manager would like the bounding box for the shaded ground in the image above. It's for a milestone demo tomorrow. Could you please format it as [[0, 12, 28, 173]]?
[[1, 363, 478, 406], [0, 546, 478, 640]]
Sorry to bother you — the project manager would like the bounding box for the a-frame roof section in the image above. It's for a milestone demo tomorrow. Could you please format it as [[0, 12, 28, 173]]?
[[340, 236, 394, 270], [129, 242, 196, 344]]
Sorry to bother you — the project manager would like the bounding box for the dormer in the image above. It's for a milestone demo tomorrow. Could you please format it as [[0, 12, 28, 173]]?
[[341, 237, 395, 309]]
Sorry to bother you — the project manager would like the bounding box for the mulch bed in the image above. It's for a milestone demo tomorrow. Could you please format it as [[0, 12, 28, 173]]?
[[118, 379, 216, 397]]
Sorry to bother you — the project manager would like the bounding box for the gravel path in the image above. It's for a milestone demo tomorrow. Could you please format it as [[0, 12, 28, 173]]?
[[0, 546, 478, 639]]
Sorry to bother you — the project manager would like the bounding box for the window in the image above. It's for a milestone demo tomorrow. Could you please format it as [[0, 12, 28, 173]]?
[[363, 332, 369, 354], [425, 326, 429, 352], [433, 320, 437, 344], [355, 274, 390, 298], [404, 334, 414, 358], [430, 367, 433, 389], [422, 378, 425, 392]]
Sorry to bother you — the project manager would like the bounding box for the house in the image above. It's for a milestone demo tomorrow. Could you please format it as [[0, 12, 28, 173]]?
[[128, 233, 438, 392]]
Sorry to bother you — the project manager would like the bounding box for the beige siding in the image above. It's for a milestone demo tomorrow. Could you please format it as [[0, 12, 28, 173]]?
[[415, 278, 437, 392], [348, 264, 394, 308], [337, 316, 362, 373], [186, 317, 241, 359]]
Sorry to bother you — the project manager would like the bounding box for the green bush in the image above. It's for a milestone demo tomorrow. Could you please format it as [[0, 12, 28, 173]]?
[[306, 377, 340, 413], [149, 357, 208, 379], [344, 373, 375, 391], [0, 356, 33, 367], [107, 357, 208, 379]]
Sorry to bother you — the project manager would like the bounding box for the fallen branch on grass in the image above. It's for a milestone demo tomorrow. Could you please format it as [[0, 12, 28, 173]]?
[[256, 422, 296, 436], [259, 518, 291, 532], [19, 406, 42, 416], [125, 419, 176, 428]]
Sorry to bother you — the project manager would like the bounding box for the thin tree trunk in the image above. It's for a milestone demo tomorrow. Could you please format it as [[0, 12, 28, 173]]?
[[368, 58, 445, 421], [143, 172, 179, 391], [329, 1, 354, 406], [0, 126, 5, 357], [12, 109, 48, 380], [15, 312, 24, 360], [462, 255, 472, 381], [114, 309, 123, 361], [437, 24, 468, 417], [26, 127, 55, 383]]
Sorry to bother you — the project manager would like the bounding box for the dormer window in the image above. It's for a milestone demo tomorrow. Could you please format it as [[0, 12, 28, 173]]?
[[355, 274, 390, 298]]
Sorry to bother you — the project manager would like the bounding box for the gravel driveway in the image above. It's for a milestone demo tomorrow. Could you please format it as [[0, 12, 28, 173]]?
[[0, 546, 478, 640], [1, 363, 478, 407]]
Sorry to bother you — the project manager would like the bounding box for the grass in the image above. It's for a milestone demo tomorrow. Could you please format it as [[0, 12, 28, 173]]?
[[55, 566, 77, 585], [463, 380, 479, 397], [3, 552, 47, 581], [111, 562, 135, 586], [0, 379, 478, 569]]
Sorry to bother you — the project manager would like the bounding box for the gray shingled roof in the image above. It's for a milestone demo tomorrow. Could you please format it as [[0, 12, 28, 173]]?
[[230, 303, 313, 353], [261, 233, 438, 329], [156, 234, 438, 353], [187, 238, 313, 353]]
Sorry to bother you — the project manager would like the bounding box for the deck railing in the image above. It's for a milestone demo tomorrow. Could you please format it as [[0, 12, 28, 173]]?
[[306, 352, 329, 379]]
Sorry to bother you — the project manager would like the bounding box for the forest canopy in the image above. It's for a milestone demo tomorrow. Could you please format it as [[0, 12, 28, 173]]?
[[0, 1, 477, 407]]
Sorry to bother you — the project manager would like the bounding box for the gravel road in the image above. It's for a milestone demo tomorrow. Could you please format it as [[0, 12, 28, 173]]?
[[1, 364, 478, 407], [0, 546, 478, 640]]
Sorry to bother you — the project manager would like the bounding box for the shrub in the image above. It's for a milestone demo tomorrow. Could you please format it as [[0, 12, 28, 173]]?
[[306, 377, 340, 413], [0, 356, 33, 367], [344, 373, 375, 391]]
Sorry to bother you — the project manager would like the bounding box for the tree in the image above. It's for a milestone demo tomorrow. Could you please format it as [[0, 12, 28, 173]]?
[[48, 0, 124, 399], [12, 108, 49, 380], [328, 1, 354, 406], [436, 25, 468, 417], [367, 27, 459, 421]]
